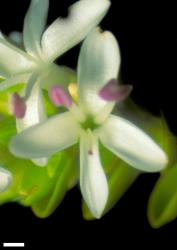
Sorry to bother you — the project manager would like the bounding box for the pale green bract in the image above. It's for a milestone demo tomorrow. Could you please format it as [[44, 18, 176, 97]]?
[[0, 0, 110, 166], [0, 167, 12, 192], [10, 29, 168, 218]]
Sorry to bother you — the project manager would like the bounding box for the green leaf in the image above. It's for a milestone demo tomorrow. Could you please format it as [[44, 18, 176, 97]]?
[[0, 115, 78, 214], [0, 117, 16, 144], [0, 146, 25, 203], [105, 161, 139, 215], [0, 145, 78, 211], [148, 164, 177, 228], [18, 152, 63, 206], [31, 148, 78, 218]]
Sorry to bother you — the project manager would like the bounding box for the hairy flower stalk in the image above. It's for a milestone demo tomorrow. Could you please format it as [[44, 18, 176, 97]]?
[[0, 0, 110, 166], [10, 29, 168, 218]]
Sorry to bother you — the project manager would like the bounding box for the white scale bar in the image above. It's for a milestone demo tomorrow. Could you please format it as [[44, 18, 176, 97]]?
[[3, 243, 25, 247]]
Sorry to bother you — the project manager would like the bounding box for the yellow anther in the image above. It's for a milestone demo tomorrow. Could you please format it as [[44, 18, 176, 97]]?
[[68, 83, 78, 102]]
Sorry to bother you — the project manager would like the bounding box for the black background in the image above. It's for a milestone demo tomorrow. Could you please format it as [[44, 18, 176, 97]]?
[[0, 0, 177, 248]]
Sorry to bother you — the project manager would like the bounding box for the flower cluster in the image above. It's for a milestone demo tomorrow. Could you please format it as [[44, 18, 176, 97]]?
[[0, 0, 172, 221]]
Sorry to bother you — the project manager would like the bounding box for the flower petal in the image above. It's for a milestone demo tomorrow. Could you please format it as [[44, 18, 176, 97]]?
[[0, 167, 13, 192], [78, 28, 120, 115], [16, 77, 45, 131], [16, 77, 47, 166], [32, 158, 48, 167], [0, 37, 35, 77], [23, 0, 49, 58], [99, 115, 168, 172], [80, 131, 108, 218], [41, 0, 110, 62], [9, 31, 23, 46], [10, 112, 79, 159]]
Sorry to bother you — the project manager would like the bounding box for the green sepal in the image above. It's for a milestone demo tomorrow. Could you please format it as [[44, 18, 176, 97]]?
[[148, 164, 177, 228], [31, 147, 78, 218], [18, 152, 64, 206], [117, 101, 177, 227], [0, 116, 78, 215]]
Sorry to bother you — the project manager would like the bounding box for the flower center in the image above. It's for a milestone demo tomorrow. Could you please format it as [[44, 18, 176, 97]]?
[[80, 115, 100, 131]]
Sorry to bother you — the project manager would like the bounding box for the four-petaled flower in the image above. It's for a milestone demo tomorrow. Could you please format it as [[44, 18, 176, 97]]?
[[10, 29, 168, 218], [0, 0, 110, 166]]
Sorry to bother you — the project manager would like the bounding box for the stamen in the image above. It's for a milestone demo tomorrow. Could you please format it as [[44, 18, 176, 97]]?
[[49, 85, 72, 108], [10, 93, 26, 119], [68, 83, 78, 102], [99, 79, 133, 103]]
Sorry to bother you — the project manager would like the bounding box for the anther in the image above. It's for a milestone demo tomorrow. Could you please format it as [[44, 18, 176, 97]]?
[[10, 93, 26, 119], [99, 79, 133, 103], [49, 85, 72, 108]]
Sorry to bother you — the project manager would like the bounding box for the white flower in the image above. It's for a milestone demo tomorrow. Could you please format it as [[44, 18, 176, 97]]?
[[10, 29, 168, 218], [0, 167, 12, 192], [0, 0, 110, 166]]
